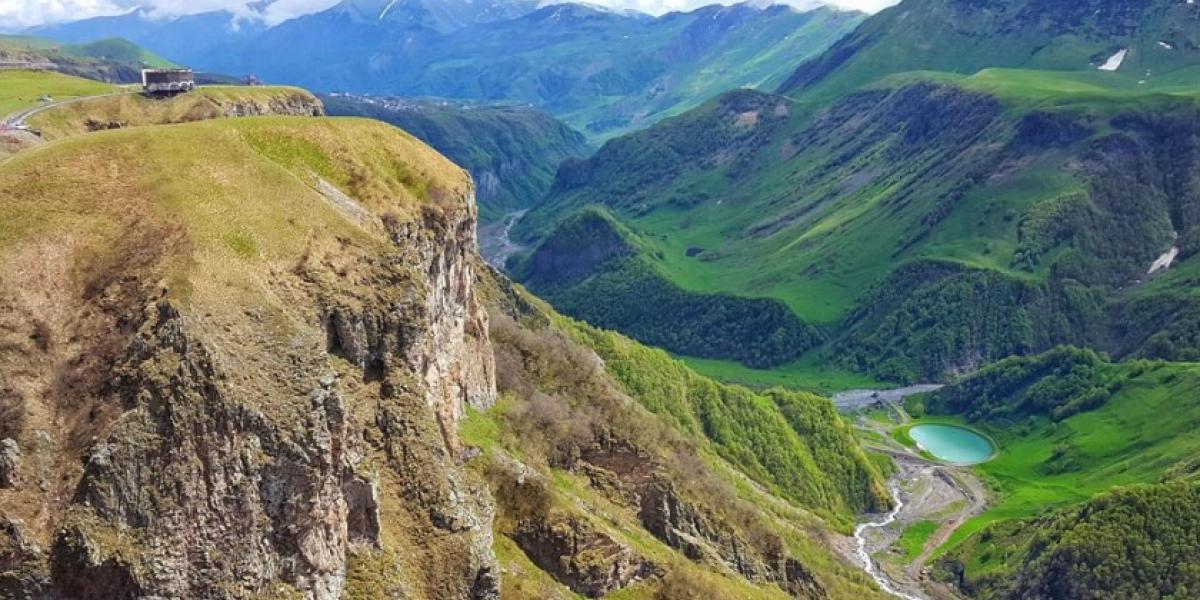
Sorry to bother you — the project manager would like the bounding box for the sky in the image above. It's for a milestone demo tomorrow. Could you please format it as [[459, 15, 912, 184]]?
[[0, 0, 899, 29]]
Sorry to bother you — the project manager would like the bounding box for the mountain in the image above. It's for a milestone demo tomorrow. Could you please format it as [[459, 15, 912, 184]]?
[[512, 0, 1200, 381], [922, 350, 1200, 598], [240, 2, 863, 139], [779, 0, 1200, 102], [947, 478, 1200, 600], [501, 0, 1200, 595], [29, 9, 266, 70], [334, 0, 541, 32], [31, 2, 863, 140], [0, 76, 892, 599], [321, 94, 591, 222], [0, 34, 176, 83]]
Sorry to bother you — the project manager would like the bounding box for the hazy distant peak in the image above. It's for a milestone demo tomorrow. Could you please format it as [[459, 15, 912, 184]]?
[[333, 0, 540, 29], [537, 1, 650, 17]]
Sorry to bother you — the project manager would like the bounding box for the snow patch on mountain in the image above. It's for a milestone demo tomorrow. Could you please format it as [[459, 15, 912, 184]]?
[[1098, 49, 1127, 71]]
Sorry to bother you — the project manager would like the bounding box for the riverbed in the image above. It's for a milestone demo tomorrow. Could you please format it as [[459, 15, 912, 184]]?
[[832, 384, 945, 412], [479, 209, 527, 269], [855, 484, 926, 600]]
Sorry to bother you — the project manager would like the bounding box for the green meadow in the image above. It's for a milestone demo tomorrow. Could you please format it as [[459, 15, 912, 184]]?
[[941, 362, 1200, 552]]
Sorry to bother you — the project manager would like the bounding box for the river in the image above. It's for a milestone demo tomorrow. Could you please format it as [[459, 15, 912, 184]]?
[[855, 485, 926, 600], [479, 209, 527, 269]]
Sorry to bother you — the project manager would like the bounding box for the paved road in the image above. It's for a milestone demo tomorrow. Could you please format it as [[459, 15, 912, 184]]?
[[1, 89, 136, 130]]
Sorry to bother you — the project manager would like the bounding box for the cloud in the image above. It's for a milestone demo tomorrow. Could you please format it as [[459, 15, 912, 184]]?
[[0, 0, 898, 29], [259, 0, 341, 25], [0, 0, 123, 29]]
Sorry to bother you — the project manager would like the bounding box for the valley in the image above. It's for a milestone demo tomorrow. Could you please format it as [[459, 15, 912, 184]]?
[[32, 0, 865, 141], [2, 0, 1200, 598], [479, 210, 528, 268]]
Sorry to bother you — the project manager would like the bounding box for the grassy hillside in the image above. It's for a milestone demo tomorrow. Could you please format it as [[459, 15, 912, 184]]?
[[323, 94, 590, 221], [514, 47, 1200, 382], [24, 85, 322, 140], [562, 313, 889, 523], [778, 0, 1200, 103], [0, 114, 494, 597], [0, 35, 176, 84], [516, 207, 823, 368], [471, 273, 891, 598], [943, 479, 1200, 599], [0, 117, 463, 265], [0, 70, 116, 117], [909, 351, 1200, 545], [920, 354, 1200, 597]]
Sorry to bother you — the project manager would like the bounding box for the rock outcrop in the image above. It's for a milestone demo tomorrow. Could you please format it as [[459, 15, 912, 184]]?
[[0, 441, 18, 489], [582, 443, 828, 599], [0, 118, 497, 599], [514, 513, 657, 597], [219, 92, 326, 118]]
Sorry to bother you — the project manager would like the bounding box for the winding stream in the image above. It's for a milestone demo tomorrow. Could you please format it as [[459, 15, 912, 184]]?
[[855, 486, 925, 600]]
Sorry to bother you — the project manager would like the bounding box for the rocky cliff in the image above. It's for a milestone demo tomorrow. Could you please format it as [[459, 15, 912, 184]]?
[[0, 117, 497, 599]]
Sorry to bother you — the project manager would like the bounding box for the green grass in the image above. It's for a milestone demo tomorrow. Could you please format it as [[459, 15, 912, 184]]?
[[514, 0, 1200, 385], [458, 407, 502, 451], [0, 70, 116, 117], [0, 116, 469, 319], [558, 312, 891, 526], [679, 351, 884, 394], [897, 520, 939, 561], [323, 95, 590, 221], [493, 533, 583, 600], [943, 362, 1200, 552], [62, 38, 176, 69], [0, 34, 175, 69], [26, 85, 320, 141]]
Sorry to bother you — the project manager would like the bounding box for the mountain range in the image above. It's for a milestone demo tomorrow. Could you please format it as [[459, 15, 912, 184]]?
[[5, 0, 1200, 598], [514, 0, 1200, 378], [30, 0, 863, 138], [503, 0, 1200, 594]]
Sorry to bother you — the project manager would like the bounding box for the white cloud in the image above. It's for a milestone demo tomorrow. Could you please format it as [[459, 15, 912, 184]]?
[[260, 0, 341, 25], [0, 0, 898, 29], [0, 0, 123, 29]]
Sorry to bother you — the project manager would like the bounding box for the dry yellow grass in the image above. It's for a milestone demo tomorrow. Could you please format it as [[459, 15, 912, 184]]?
[[0, 116, 470, 260]]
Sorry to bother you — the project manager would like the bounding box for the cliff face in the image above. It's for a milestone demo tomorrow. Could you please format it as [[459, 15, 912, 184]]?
[[0, 118, 497, 599]]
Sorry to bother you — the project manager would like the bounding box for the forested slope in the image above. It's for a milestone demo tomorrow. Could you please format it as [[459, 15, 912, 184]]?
[[512, 0, 1200, 380]]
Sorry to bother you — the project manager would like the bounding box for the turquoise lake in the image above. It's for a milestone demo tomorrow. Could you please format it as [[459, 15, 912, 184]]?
[[909, 424, 995, 465]]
